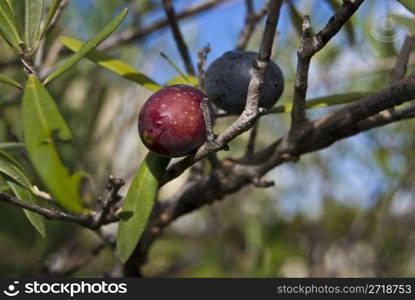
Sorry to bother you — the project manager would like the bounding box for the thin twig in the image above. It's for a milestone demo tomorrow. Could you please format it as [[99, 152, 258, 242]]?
[[244, 120, 259, 158], [197, 45, 211, 90], [162, 0, 195, 75], [93, 175, 125, 227], [391, 35, 415, 84], [236, 1, 268, 50], [99, 0, 234, 51], [290, 0, 365, 134]]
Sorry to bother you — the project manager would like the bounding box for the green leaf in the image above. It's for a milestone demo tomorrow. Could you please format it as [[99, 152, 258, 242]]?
[[160, 51, 189, 83], [22, 75, 84, 212], [273, 92, 370, 113], [397, 0, 415, 14], [7, 181, 46, 237], [39, 0, 62, 40], [0, 143, 25, 151], [0, 0, 23, 51], [166, 75, 199, 87], [11, 0, 44, 51], [0, 149, 32, 189], [116, 152, 170, 263], [59, 36, 161, 91], [391, 14, 415, 34], [0, 72, 22, 89], [43, 8, 128, 85]]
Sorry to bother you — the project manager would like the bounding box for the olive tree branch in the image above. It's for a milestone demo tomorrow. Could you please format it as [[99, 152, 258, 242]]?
[[131, 74, 415, 274], [290, 0, 366, 133], [0, 175, 124, 230], [162, 0, 195, 75], [164, 0, 283, 183]]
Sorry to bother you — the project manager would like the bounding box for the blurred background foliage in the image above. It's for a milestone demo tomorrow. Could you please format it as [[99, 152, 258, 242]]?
[[1, 0, 415, 277]]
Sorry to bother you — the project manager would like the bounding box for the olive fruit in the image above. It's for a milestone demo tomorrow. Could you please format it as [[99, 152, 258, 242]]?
[[205, 51, 284, 114], [138, 85, 208, 157]]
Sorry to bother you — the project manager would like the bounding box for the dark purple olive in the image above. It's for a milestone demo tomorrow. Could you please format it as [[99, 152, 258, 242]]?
[[205, 51, 284, 114]]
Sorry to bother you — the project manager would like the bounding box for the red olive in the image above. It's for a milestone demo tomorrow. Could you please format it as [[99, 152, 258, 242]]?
[[138, 85, 208, 157]]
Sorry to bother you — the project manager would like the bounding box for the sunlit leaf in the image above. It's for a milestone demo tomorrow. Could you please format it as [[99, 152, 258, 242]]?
[[39, 0, 62, 40], [59, 36, 161, 91], [397, 0, 415, 15], [391, 14, 415, 34], [166, 75, 199, 87], [160, 51, 190, 82], [22, 75, 84, 212], [272, 92, 371, 113], [116, 152, 170, 263], [0, 72, 22, 89], [43, 8, 128, 85], [7, 181, 46, 237]]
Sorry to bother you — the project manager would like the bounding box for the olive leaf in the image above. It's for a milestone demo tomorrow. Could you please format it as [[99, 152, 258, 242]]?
[[59, 36, 161, 91], [39, 0, 62, 40], [11, 0, 44, 52], [23, 75, 84, 212], [0, 149, 46, 236], [0, 0, 23, 52], [7, 181, 46, 237], [43, 8, 129, 85], [116, 152, 170, 263], [0, 149, 32, 190], [396, 0, 415, 15], [391, 14, 415, 34], [166, 75, 199, 87], [273, 92, 371, 113], [0, 72, 22, 89]]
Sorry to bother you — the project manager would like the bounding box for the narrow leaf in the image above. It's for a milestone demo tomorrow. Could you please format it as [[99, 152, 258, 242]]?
[[59, 36, 161, 91], [0, 149, 32, 189], [116, 152, 170, 263], [0, 72, 22, 89], [0, 0, 23, 50], [391, 14, 415, 34], [0, 143, 25, 151], [43, 8, 128, 85], [25, 0, 44, 49], [12, 0, 44, 50], [39, 0, 62, 40], [272, 92, 370, 113], [160, 52, 189, 83], [8, 181, 46, 237], [397, 0, 415, 15], [23, 75, 84, 212], [166, 75, 199, 87]]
